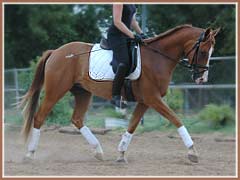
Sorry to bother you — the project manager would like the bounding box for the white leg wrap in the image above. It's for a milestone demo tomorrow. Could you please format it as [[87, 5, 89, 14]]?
[[27, 128, 40, 152], [118, 131, 133, 152], [177, 126, 193, 148], [80, 126, 99, 148]]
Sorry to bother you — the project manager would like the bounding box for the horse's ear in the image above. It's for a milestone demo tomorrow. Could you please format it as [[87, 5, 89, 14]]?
[[205, 27, 211, 34], [203, 27, 211, 41], [212, 27, 221, 37]]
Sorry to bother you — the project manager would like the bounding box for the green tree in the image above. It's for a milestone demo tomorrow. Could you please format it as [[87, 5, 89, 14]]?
[[4, 4, 102, 68], [73, 5, 102, 42]]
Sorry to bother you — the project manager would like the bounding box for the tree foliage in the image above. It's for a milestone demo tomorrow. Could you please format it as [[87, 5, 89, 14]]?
[[5, 4, 101, 68]]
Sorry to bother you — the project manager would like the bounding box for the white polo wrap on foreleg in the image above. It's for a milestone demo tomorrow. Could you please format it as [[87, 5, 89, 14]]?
[[177, 126, 193, 148], [27, 128, 41, 152], [80, 126, 99, 148], [118, 131, 133, 152]]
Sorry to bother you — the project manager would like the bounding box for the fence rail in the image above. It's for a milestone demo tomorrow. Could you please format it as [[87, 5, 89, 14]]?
[[170, 84, 235, 89], [4, 56, 236, 111], [183, 56, 235, 62]]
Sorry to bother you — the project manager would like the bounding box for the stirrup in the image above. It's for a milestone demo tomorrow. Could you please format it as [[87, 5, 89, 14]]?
[[111, 96, 127, 109]]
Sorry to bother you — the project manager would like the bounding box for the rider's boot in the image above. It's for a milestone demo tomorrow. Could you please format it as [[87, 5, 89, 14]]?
[[111, 63, 128, 109]]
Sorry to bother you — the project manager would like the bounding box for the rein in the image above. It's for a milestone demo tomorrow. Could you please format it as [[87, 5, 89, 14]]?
[[66, 31, 209, 77], [142, 43, 178, 63]]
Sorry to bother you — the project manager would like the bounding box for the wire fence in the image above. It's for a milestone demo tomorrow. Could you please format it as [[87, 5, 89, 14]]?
[[4, 56, 236, 113]]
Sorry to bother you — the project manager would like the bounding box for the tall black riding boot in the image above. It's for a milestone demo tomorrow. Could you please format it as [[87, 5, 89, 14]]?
[[111, 63, 128, 108]]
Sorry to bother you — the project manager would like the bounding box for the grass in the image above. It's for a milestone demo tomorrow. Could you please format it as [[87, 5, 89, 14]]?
[[4, 109, 23, 125], [85, 107, 128, 128], [4, 105, 236, 136]]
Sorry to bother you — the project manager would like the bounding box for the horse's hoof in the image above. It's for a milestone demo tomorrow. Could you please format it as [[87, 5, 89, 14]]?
[[94, 152, 104, 161], [116, 157, 128, 164], [116, 152, 128, 164], [23, 151, 35, 162], [93, 144, 104, 161], [188, 154, 199, 163], [188, 146, 199, 163]]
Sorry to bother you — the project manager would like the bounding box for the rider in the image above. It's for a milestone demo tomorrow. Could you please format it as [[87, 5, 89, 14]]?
[[107, 4, 148, 108]]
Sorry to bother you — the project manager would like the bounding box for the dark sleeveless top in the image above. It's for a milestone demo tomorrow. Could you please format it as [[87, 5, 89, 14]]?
[[108, 4, 136, 37]]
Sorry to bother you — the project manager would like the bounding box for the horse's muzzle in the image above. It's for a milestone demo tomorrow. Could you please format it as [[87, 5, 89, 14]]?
[[195, 77, 204, 84], [194, 71, 209, 84]]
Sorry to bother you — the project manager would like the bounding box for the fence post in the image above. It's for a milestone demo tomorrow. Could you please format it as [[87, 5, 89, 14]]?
[[141, 5, 147, 33], [184, 89, 189, 114], [140, 116, 144, 126], [13, 68, 19, 104]]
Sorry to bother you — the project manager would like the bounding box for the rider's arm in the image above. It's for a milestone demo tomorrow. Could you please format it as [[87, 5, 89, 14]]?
[[131, 13, 143, 34], [113, 4, 135, 39]]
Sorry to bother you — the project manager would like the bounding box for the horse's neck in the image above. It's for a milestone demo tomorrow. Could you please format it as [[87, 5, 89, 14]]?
[[151, 27, 201, 64]]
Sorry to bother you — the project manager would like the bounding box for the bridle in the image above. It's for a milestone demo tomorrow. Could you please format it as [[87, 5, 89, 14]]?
[[144, 31, 209, 79], [180, 31, 209, 78]]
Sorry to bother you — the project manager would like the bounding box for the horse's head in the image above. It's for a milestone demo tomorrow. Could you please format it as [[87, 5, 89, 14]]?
[[185, 27, 220, 84]]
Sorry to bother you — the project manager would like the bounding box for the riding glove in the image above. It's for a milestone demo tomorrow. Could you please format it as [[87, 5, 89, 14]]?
[[134, 34, 143, 44], [140, 33, 148, 39]]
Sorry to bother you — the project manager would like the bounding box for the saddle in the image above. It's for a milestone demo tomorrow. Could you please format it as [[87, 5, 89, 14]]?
[[100, 37, 138, 75]]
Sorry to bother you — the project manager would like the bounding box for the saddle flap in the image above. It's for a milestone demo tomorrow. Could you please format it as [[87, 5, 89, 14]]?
[[129, 41, 138, 74], [111, 41, 139, 76]]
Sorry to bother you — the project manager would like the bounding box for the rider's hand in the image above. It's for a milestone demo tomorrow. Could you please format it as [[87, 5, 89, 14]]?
[[134, 34, 143, 44], [140, 33, 148, 39]]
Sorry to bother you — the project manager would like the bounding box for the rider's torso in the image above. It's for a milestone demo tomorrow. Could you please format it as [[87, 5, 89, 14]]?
[[108, 4, 136, 37]]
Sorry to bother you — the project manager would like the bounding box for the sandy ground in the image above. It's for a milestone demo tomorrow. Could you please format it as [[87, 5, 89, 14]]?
[[4, 126, 236, 177]]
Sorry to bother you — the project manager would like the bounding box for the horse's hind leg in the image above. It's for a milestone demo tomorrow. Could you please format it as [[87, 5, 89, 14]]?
[[71, 88, 103, 161], [25, 73, 72, 160], [25, 93, 66, 160]]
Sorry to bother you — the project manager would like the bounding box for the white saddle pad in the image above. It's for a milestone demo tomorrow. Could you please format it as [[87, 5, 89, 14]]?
[[89, 44, 141, 81]]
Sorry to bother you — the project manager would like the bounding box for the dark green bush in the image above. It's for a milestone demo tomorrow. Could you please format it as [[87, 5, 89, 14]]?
[[46, 92, 73, 125], [164, 89, 184, 112], [198, 104, 235, 129], [18, 57, 39, 91]]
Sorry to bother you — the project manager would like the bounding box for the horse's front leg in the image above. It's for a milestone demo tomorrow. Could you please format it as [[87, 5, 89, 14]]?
[[116, 103, 148, 163], [146, 95, 199, 163]]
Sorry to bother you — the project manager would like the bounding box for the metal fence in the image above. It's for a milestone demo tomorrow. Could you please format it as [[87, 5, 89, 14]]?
[[169, 84, 235, 114], [4, 68, 30, 109], [4, 56, 236, 112]]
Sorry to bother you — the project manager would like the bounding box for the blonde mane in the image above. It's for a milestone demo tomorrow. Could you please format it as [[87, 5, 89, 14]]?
[[145, 24, 193, 43]]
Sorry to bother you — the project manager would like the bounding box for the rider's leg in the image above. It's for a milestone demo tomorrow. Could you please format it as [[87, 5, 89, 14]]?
[[111, 63, 129, 108], [108, 35, 130, 108]]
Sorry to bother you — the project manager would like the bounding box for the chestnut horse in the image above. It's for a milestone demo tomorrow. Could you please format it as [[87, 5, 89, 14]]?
[[21, 25, 219, 163]]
